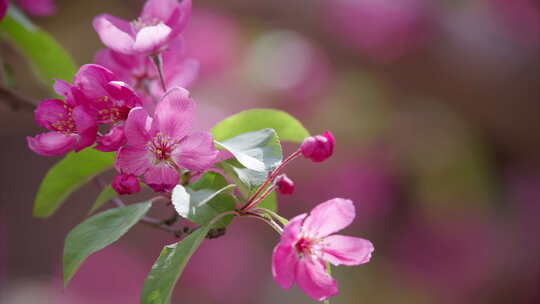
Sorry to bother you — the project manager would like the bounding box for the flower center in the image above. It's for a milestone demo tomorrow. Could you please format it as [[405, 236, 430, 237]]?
[[95, 96, 130, 123], [50, 105, 76, 134], [148, 133, 177, 162], [294, 237, 315, 257], [131, 17, 163, 33]]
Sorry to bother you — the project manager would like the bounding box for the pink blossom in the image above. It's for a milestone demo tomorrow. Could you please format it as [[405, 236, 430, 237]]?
[[272, 198, 374, 301], [15, 0, 56, 16], [27, 82, 97, 156], [73, 64, 143, 124], [95, 124, 127, 152], [94, 36, 199, 104], [116, 87, 218, 192], [300, 131, 335, 162], [112, 173, 141, 195], [93, 0, 191, 55], [275, 174, 295, 195]]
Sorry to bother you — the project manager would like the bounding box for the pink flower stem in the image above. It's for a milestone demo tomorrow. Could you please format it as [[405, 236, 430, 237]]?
[[150, 53, 167, 92], [242, 211, 283, 234], [240, 149, 302, 211]]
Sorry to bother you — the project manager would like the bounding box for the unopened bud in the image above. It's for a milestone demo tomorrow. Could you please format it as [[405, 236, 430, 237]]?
[[300, 131, 335, 162], [275, 174, 295, 195], [112, 173, 141, 195]]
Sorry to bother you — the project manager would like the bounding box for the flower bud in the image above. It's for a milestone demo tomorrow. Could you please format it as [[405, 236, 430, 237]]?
[[275, 174, 295, 195], [112, 173, 141, 195], [300, 131, 335, 162]]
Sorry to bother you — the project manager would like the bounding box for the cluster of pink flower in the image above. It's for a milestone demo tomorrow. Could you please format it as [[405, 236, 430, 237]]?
[[25, 0, 373, 301]]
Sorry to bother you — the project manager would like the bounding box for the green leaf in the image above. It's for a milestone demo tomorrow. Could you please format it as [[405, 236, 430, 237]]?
[[88, 185, 117, 215], [211, 109, 310, 142], [0, 8, 77, 86], [172, 172, 236, 228], [140, 223, 213, 304], [216, 128, 282, 172], [220, 160, 267, 194], [33, 149, 115, 218], [63, 202, 152, 286]]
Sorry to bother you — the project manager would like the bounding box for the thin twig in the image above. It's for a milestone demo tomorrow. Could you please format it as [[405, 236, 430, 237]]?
[[0, 86, 36, 112]]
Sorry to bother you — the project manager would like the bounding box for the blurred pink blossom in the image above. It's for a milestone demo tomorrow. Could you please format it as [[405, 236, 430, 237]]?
[[15, 0, 55, 16], [324, 0, 434, 62], [183, 9, 244, 78]]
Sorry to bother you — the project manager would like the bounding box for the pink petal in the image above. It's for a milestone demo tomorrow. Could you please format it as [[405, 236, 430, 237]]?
[[172, 131, 218, 172], [27, 132, 77, 156], [124, 107, 152, 145], [166, 0, 191, 38], [143, 164, 179, 192], [116, 145, 152, 176], [281, 213, 307, 246], [74, 64, 117, 100], [132, 23, 172, 54], [105, 81, 142, 108], [93, 14, 135, 54], [34, 99, 70, 130], [164, 58, 199, 89], [94, 49, 135, 83], [271, 243, 298, 290], [72, 106, 97, 151], [95, 124, 127, 152], [303, 198, 355, 239], [141, 0, 179, 22], [295, 257, 338, 301], [153, 87, 194, 139], [321, 235, 374, 266]]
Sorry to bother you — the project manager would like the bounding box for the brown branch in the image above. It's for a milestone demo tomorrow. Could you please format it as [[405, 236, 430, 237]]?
[[0, 86, 36, 112]]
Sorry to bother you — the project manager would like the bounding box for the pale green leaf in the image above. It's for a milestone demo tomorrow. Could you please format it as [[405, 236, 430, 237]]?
[[63, 202, 152, 286], [211, 109, 309, 142], [216, 128, 282, 172], [33, 149, 115, 217], [172, 172, 236, 228], [0, 8, 77, 86], [140, 223, 212, 304]]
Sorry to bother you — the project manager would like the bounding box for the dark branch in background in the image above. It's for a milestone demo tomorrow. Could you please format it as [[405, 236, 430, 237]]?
[[93, 177, 227, 239], [0, 86, 36, 112]]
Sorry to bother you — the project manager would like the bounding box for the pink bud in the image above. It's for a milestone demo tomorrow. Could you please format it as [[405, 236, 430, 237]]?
[[112, 173, 141, 195], [275, 174, 295, 195], [300, 131, 335, 162]]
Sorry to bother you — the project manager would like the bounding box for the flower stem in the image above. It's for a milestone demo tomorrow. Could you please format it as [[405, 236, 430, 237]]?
[[240, 149, 302, 211], [150, 53, 167, 92]]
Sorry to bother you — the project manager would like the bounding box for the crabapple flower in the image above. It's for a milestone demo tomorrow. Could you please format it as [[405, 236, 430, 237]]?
[[275, 174, 295, 195], [94, 36, 199, 103], [93, 0, 192, 55], [27, 81, 97, 156], [15, 0, 56, 16], [73, 64, 143, 124], [116, 87, 219, 192], [95, 124, 127, 152], [112, 173, 141, 195], [272, 198, 374, 301], [300, 131, 335, 162]]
